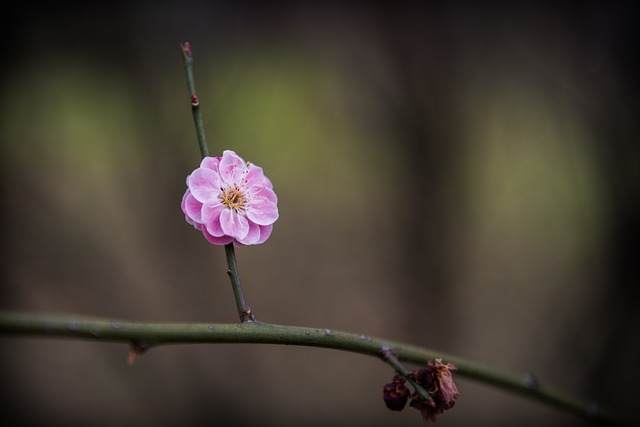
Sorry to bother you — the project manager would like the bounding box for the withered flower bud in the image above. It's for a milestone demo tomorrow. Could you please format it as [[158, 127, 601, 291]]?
[[433, 359, 459, 410], [410, 392, 439, 422], [383, 373, 410, 411], [410, 359, 459, 422]]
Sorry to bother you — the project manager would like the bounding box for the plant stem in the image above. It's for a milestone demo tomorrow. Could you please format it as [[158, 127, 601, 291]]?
[[180, 42, 208, 158], [225, 244, 256, 322], [380, 346, 431, 401], [0, 312, 632, 426], [180, 42, 254, 323]]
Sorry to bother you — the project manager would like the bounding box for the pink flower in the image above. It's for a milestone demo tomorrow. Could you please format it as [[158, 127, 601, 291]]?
[[181, 150, 279, 245]]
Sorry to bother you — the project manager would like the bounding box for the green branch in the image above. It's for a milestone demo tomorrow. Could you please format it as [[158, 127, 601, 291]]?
[[0, 312, 631, 426]]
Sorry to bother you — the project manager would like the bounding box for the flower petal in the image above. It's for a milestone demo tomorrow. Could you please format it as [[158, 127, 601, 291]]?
[[220, 208, 249, 240], [201, 156, 221, 172], [219, 150, 245, 185], [247, 197, 278, 225], [202, 203, 226, 237], [242, 163, 265, 189], [202, 227, 234, 245], [181, 189, 190, 214], [189, 168, 221, 203], [183, 190, 204, 223], [236, 220, 261, 245], [260, 186, 278, 204], [256, 224, 273, 244], [262, 176, 273, 189]]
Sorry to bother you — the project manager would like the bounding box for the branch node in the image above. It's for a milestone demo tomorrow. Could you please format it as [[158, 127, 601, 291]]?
[[380, 345, 394, 356], [111, 321, 122, 330], [587, 403, 599, 418], [379, 347, 432, 403], [67, 320, 80, 331], [240, 308, 256, 323], [523, 372, 539, 389]]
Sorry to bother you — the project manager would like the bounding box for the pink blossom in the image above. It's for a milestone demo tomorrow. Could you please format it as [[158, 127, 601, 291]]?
[[181, 150, 278, 245]]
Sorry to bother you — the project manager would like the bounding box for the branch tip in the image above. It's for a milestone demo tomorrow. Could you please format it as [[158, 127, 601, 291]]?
[[182, 41, 192, 57]]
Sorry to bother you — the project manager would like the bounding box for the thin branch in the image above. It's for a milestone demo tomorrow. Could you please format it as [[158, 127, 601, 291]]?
[[380, 346, 431, 401], [180, 42, 208, 158], [180, 41, 255, 323], [224, 243, 255, 322], [0, 312, 632, 426]]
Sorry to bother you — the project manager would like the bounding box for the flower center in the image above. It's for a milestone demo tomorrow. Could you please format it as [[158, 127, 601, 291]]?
[[220, 185, 247, 212]]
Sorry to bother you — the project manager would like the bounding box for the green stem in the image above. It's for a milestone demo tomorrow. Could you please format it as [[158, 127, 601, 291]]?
[[380, 346, 431, 401], [180, 42, 208, 158], [180, 42, 254, 323], [0, 312, 632, 426], [225, 244, 256, 322]]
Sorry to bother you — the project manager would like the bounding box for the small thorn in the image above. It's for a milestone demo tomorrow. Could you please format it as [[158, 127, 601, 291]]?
[[191, 92, 199, 107], [127, 341, 150, 365], [127, 350, 138, 365]]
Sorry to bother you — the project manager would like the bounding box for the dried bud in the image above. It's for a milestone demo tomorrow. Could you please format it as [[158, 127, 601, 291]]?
[[410, 359, 460, 421], [383, 374, 410, 411], [410, 392, 439, 422], [434, 360, 459, 410], [382, 360, 459, 422], [410, 359, 460, 422]]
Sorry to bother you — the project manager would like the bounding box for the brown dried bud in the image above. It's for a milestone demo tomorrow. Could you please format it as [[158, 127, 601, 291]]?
[[383, 374, 410, 411], [410, 393, 439, 422], [410, 359, 459, 422], [434, 360, 459, 410]]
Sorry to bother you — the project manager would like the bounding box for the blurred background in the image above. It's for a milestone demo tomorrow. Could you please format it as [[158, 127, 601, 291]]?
[[1, 2, 638, 426]]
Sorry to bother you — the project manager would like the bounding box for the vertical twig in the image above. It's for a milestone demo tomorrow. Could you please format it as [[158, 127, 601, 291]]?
[[180, 42, 256, 323], [180, 42, 209, 158], [225, 244, 255, 322]]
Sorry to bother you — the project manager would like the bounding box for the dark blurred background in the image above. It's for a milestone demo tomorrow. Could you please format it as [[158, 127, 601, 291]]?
[[1, 2, 638, 426]]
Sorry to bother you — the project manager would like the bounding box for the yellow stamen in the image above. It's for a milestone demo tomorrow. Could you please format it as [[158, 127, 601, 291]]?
[[220, 185, 247, 212]]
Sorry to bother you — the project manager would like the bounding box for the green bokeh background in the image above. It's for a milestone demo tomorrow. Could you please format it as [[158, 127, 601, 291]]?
[[1, 3, 638, 427]]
